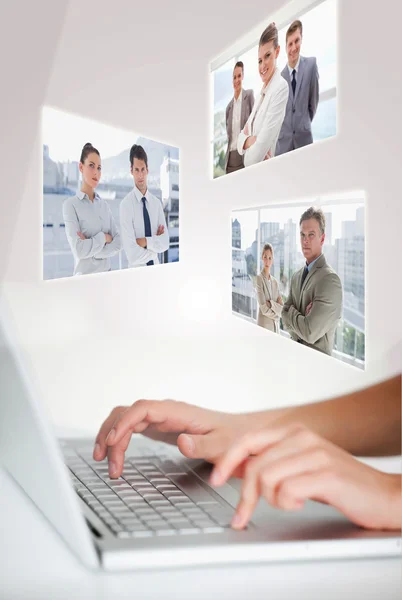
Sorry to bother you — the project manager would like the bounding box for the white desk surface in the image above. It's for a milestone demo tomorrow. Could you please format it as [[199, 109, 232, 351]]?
[[1, 452, 401, 600]]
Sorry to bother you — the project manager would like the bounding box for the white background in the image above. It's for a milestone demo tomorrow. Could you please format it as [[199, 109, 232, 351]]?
[[0, 0, 401, 437]]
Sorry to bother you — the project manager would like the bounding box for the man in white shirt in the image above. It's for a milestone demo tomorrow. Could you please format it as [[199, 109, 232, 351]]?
[[224, 61, 254, 174], [119, 145, 169, 268]]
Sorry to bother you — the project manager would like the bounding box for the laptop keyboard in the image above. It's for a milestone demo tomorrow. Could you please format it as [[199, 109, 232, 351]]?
[[65, 450, 234, 538]]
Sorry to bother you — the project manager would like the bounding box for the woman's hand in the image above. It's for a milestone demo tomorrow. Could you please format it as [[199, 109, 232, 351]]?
[[77, 231, 86, 240], [209, 423, 401, 531], [276, 296, 283, 306], [243, 136, 257, 150], [93, 400, 263, 478], [104, 233, 113, 244]]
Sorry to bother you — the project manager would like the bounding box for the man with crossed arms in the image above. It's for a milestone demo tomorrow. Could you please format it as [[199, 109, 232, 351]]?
[[120, 144, 169, 268], [282, 207, 342, 355]]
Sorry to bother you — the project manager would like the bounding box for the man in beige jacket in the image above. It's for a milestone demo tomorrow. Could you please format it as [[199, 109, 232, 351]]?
[[282, 207, 342, 355]]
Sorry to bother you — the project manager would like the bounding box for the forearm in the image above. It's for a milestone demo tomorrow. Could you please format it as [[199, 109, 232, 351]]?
[[246, 375, 401, 456]]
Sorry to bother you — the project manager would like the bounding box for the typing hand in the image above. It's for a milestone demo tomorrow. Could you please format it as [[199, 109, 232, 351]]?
[[305, 301, 313, 316], [156, 225, 165, 236], [93, 400, 261, 479], [209, 424, 401, 531]]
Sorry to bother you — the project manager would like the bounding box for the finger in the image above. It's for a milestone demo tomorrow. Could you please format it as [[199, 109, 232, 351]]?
[[107, 431, 133, 478], [210, 423, 303, 486], [93, 406, 128, 460], [104, 400, 160, 448], [257, 447, 332, 508], [177, 430, 227, 461], [231, 457, 262, 529], [275, 469, 336, 511]]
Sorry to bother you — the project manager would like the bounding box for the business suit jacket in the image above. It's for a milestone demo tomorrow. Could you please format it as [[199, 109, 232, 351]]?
[[276, 56, 319, 156], [255, 273, 283, 333], [237, 68, 289, 166], [225, 89, 255, 171], [282, 254, 342, 355]]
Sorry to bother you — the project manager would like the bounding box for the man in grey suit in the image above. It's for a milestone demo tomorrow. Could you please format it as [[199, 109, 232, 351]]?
[[282, 207, 342, 356], [225, 61, 254, 174], [276, 20, 319, 156]]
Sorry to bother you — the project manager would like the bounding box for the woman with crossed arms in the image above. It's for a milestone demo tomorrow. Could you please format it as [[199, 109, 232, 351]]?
[[255, 243, 283, 333], [237, 22, 289, 167], [63, 142, 121, 276]]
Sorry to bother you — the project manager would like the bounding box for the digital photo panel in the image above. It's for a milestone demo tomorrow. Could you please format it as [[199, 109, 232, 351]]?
[[232, 192, 366, 369], [212, 0, 337, 178], [42, 107, 179, 280]]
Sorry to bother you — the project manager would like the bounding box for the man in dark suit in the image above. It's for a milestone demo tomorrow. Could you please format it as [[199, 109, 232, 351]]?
[[225, 61, 254, 174], [276, 20, 319, 156]]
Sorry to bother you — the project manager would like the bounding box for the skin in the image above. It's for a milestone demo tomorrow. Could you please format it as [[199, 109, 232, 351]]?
[[286, 28, 302, 70], [210, 424, 401, 531], [243, 40, 280, 152], [233, 65, 243, 101], [77, 152, 112, 244], [93, 376, 401, 532]]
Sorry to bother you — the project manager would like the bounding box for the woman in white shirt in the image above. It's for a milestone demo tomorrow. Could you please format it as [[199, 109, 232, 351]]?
[[63, 143, 121, 276], [255, 243, 283, 333], [237, 22, 289, 167]]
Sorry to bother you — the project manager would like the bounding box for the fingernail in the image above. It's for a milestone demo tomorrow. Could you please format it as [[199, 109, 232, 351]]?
[[93, 443, 101, 458], [106, 428, 116, 444], [182, 435, 195, 455], [209, 469, 222, 486], [109, 461, 117, 477]]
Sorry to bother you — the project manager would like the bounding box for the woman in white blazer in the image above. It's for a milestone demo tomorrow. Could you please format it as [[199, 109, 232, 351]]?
[[237, 22, 289, 167], [255, 243, 283, 333]]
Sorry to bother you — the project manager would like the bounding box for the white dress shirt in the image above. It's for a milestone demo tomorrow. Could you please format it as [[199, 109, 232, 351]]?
[[287, 55, 301, 78], [62, 191, 121, 276], [230, 92, 243, 151], [237, 68, 289, 166], [119, 186, 169, 268]]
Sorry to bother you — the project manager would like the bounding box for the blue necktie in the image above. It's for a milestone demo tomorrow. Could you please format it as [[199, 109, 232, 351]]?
[[291, 69, 296, 96], [142, 197, 154, 266], [300, 266, 309, 290]]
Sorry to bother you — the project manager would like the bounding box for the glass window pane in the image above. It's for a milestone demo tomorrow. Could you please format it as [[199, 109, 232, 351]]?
[[232, 211, 259, 320]]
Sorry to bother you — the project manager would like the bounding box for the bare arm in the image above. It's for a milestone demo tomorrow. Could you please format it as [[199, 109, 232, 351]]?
[[251, 375, 401, 457]]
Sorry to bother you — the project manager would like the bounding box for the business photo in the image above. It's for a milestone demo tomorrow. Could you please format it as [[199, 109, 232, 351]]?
[[42, 107, 180, 280], [232, 192, 365, 369], [212, 0, 337, 178]]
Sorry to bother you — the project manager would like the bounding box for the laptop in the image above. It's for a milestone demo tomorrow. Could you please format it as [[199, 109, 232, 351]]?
[[0, 304, 400, 571]]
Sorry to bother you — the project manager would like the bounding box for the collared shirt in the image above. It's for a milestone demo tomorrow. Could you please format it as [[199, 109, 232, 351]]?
[[62, 190, 121, 276], [306, 254, 321, 272], [287, 55, 301, 78], [119, 186, 169, 268], [230, 92, 243, 151]]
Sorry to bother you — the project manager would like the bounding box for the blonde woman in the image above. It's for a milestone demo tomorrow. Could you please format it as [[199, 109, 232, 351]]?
[[255, 243, 283, 332]]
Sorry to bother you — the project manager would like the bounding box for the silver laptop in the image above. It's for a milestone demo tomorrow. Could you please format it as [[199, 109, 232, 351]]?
[[0, 304, 400, 571]]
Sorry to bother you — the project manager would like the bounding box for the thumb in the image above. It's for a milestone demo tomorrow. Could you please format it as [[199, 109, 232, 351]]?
[[177, 431, 224, 462]]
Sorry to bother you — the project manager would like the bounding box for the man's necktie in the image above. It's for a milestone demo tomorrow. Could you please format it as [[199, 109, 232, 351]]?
[[300, 266, 309, 290], [291, 69, 296, 96], [142, 197, 154, 266]]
